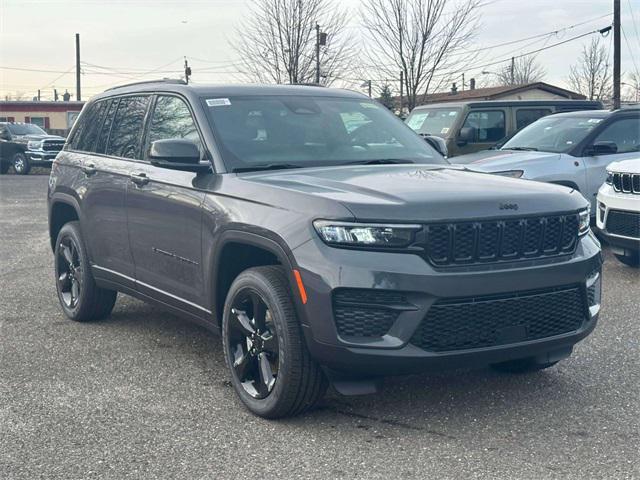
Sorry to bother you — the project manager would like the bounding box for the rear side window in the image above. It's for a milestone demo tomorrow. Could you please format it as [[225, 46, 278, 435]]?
[[516, 108, 552, 130], [462, 110, 505, 142], [146, 95, 202, 158], [106, 96, 150, 159], [72, 101, 108, 152]]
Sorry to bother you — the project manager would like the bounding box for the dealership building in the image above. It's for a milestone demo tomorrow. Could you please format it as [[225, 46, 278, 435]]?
[[0, 100, 85, 135]]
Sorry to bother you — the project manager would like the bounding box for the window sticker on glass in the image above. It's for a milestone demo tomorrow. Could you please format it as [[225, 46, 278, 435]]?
[[406, 113, 428, 130], [449, 111, 457, 116], [587, 118, 602, 123], [441, 127, 449, 134], [206, 98, 232, 107], [360, 102, 379, 109]]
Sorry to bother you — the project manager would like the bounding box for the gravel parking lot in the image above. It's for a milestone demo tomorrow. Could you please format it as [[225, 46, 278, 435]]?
[[1, 174, 639, 480]]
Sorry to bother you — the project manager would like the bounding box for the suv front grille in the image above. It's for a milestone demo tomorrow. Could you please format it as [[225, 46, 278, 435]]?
[[332, 289, 409, 338], [606, 210, 640, 238], [410, 286, 587, 352], [612, 172, 640, 194], [423, 213, 579, 267]]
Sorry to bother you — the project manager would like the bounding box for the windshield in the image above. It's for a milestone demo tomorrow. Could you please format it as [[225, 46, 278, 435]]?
[[405, 108, 460, 137], [502, 115, 604, 153], [203, 95, 447, 172], [7, 123, 47, 136]]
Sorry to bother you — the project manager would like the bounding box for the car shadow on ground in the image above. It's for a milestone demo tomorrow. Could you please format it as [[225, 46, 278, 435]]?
[[89, 295, 593, 432]]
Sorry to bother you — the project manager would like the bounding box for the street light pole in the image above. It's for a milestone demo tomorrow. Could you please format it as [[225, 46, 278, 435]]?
[[613, 0, 621, 109]]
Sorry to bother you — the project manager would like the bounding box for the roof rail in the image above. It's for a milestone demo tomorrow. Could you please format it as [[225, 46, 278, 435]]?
[[105, 78, 187, 92]]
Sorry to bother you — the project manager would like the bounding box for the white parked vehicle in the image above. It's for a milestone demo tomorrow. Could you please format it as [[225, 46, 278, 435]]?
[[596, 159, 640, 267]]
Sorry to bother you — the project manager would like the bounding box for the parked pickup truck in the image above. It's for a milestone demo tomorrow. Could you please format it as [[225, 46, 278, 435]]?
[[0, 122, 66, 174]]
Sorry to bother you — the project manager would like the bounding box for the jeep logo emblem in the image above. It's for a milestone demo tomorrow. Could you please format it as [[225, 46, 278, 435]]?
[[499, 203, 519, 210]]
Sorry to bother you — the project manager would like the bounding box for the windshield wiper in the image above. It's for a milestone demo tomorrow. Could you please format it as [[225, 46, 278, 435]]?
[[233, 163, 303, 173], [347, 159, 414, 165], [503, 146, 538, 151]]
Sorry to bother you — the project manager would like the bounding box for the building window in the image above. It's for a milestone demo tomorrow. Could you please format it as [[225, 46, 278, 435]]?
[[28, 117, 47, 129]]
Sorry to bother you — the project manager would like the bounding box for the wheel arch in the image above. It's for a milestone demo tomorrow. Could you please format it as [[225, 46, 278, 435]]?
[[209, 229, 298, 326], [49, 194, 82, 251]]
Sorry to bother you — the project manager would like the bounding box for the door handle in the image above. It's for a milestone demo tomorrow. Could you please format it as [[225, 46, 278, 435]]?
[[130, 172, 149, 186], [81, 163, 96, 176]]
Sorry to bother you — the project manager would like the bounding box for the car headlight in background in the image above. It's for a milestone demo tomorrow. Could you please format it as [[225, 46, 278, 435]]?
[[578, 206, 590, 236], [27, 140, 43, 150], [605, 171, 613, 185], [313, 221, 421, 248], [494, 170, 524, 178]]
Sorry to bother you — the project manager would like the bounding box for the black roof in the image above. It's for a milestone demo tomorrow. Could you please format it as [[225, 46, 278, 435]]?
[[93, 80, 367, 101], [546, 107, 639, 119], [413, 99, 603, 110]]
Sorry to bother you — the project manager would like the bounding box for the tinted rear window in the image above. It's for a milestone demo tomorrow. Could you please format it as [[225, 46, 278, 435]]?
[[106, 96, 150, 159], [71, 101, 109, 152]]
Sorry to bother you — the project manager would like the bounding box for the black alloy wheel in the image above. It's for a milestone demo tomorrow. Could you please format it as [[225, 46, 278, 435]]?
[[227, 289, 279, 399], [56, 235, 83, 309]]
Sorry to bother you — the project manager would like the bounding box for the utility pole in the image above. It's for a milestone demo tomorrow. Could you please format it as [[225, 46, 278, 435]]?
[[462, 73, 465, 91], [510, 56, 515, 85], [75, 33, 81, 101], [37, 89, 41, 101], [613, 0, 621, 109], [184, 57, 192, 84], [367, 80, 372, 98], [315, 24, 321, 84], [54, 89, 59, 102], [399, 71, 404, 117]]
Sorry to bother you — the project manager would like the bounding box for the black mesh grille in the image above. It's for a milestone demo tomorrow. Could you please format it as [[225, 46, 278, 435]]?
[[42, 140, 65, 152], [410, 286, 587, 352], [606, 210, 640, 238], [333, 289, 407, 338], [423, 213, 579, 267]]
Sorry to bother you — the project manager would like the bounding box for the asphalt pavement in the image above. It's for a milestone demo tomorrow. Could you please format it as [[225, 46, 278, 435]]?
[[1, 174, 639, 480]]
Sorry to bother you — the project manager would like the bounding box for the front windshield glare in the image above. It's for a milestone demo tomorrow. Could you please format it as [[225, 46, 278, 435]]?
[[7, 123, 47, 136], [502, 116, 604, 153], [204, 95, 447, 171]]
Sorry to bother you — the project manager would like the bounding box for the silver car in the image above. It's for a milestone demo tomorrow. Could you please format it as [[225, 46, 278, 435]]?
[[454, 108, 640, 216]]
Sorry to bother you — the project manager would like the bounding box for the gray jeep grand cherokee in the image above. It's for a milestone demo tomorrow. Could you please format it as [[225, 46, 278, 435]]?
[[48, 80, 602, 418]]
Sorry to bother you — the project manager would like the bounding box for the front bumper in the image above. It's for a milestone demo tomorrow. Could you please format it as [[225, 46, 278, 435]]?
[[26, 150, 59, 166], [292, 231, 602, 375]]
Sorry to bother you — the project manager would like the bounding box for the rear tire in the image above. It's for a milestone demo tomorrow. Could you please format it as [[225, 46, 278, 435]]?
[[12, 152, 30, 175], [614, 251, 639, 268], [491, 358, 558, 374], [222, 266, 327, 418], [54, 221, 117, 322]]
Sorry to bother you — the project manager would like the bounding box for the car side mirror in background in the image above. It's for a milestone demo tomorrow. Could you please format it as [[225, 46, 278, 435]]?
[[422, 134, 448, 157], [457, 126, 475, 145], [149, 139, 210, 172], [586, 141, 618, 156]]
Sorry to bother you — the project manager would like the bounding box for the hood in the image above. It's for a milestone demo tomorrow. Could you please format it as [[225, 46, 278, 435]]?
[[607, 158, 640, 174], [240, 164, 587, 222], [13, 134, 65, 143], [452, 149, 561, 170]]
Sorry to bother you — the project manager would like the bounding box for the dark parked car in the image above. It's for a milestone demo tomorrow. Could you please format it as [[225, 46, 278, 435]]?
[[48, 80, 602, 418], [0, 122, 65, 174]]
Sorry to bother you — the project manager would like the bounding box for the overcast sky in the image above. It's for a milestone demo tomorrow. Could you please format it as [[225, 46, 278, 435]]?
[[1, 0, 638, 101]]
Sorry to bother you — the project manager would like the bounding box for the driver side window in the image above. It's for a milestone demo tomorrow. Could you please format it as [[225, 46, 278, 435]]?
[[592, 118, 640, 154]]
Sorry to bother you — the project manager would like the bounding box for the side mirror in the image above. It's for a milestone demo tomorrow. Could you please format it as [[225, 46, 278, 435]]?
[[457, 126, 476, 145], [586, 141, 617, 156], [422, 134, 448, 157], [149, 139, 209, 172]]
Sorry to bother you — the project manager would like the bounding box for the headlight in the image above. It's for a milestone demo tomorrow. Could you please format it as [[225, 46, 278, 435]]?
[[27, 140, 43, 150], [313, 220, 421, 248], [605, 171, 613, 185], [578, 207, 590, 236], [495, 170, 524, 178]]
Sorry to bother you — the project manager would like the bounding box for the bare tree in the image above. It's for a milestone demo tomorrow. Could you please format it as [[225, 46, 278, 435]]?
[[232, 0, 356, 85], [568, 37, 612, 101], [495, 55, 546, 86], [622, 72, 640, 103], [360, 0, 481, 111]]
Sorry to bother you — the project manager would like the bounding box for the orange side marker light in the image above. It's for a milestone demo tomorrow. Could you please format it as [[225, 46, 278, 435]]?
[[292, 269, 308, 304]]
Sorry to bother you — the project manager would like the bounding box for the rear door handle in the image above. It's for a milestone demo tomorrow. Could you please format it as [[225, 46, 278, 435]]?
[[130, 172, 149, 186], [81, 163, 96, 176]]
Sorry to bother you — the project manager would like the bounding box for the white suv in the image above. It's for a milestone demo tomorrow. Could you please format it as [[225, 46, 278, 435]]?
[[597, 159, 640, 267]]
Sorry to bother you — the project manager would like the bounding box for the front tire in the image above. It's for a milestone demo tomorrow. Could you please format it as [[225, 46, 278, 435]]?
[[614, 251, 640, 268], [222, 266, 327, 418], [54, 221, 117, 322], [12, 152, 30, 175]]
